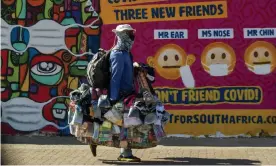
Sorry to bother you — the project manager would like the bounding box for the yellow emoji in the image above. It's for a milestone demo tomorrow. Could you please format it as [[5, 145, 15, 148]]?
[[244, 41, 276, 75], [147, 44, 195, 80], [201, 42, 236, 76]]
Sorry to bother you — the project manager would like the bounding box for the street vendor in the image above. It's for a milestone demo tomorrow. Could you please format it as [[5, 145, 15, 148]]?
[[109, 24, 141, 162]]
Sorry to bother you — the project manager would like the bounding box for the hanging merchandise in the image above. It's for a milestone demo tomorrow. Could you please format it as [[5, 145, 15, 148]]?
[[153, 125, 166, 141], [123, 113, 142, 128], [112, 125, 121, 135], [104, 109, 123, 126], [92, 122, 100, 140], [67, 64, 170, 150], [71, 109, 83, 125], [98, 95, 112, 115]]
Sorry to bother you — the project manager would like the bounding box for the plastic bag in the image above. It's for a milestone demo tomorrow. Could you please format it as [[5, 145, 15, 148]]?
[[123, 113, 142, 128], [98, 95, 111, 109], [153, 125, 166, 141], [112, 125, 121, 134], [92, 122, 100, 140], [144, 113, 157, 125], [128, 106, 140, 118], [71, 110, 83, 125], [104, 109, 123, 126], [136, 124, 152, 134]]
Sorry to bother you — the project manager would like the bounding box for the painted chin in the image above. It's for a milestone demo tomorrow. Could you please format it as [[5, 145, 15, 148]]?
[[253, 61, 271, 65], [52, 109, 67, 120], [162, 65, 181, 68]]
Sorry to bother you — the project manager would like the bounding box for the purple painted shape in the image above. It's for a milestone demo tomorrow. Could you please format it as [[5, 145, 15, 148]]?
[[30, 84, 38, 93], [7, 68, 13, 75]]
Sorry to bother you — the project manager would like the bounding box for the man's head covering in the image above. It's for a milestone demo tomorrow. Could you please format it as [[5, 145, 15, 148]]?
[[112, 24, 136, 52]]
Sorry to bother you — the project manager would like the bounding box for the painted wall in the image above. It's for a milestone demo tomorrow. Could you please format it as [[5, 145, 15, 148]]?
[[1, 0, 276, 137]]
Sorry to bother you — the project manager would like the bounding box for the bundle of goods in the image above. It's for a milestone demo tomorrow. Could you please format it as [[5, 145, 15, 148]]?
[[67, 63, 170, 150]]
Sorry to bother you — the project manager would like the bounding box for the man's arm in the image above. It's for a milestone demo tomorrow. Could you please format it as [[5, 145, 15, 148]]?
[[109, 51, 124, 102]]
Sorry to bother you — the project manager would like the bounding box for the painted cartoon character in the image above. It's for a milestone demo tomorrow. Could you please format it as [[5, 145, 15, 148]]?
[[244, 41, 276, 75], [147, 44, 196, 88], [201, 42, 236, 77]]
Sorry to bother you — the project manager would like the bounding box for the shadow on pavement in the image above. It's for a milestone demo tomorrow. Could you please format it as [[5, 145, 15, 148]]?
[[2, 135, 276, 147], [101, 157, 261, 165]]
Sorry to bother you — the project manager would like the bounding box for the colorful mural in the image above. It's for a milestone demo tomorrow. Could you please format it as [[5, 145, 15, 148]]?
[[1, 0, 276, 137], [1, 0, 101, 135]]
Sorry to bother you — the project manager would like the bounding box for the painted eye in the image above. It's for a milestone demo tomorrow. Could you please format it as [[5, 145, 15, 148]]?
[[211, 53, 215, 59], [31, 55, 64, 85], [31, 62, 62, 75], [254, 51, 258, 58], [222, 53, 226, 59], [264, 51, 269, 57], [175, 54, 179, 61], [164, 55, 168, 61]]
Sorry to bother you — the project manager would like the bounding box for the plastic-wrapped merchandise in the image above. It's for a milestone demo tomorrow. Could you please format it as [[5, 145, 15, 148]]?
[[92, 122, 100, 140], [98, 95, 111, 114], [114, 102, 124, 113], [101, 121, 112, 130], [153, 125, 166, 141], [136, 124, 152, 134], [141, 89, 155, 106], [71, 110, 83, 125], [104, 109, 123, 126], [119, 128, 128, 140], [161, 111, 170, 126], [112, 125, 121, 135], [123, 113, 142, 128], [128, 106, 140, 118], [144, 113, 157, 125], [91, 100, 101, 119], [75, 124, 81, 137]]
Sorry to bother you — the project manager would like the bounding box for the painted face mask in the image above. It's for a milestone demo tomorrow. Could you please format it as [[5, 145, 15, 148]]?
[[246, 63, 272, 75], [1, 96, 69, 131], [179, 59, 195, 88], [1, 16, 99, 57], [202, 63, 232, 76]]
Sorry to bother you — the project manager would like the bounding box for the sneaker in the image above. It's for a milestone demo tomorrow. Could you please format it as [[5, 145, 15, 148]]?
[[117, 155, 141, 162]]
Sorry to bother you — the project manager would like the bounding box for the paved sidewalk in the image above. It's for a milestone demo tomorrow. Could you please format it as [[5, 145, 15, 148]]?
[[2, 144, 276, 165]]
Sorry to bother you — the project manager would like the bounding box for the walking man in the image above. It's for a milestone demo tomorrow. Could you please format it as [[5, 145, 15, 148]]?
[[109, 24, 141, 162]]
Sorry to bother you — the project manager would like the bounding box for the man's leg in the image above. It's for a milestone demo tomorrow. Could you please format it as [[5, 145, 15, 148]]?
[[118, 148, 141, 162]]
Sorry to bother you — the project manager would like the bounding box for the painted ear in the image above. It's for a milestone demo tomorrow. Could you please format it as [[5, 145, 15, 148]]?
[[187, 54, 196, 66], [147, 56, 155, 68]]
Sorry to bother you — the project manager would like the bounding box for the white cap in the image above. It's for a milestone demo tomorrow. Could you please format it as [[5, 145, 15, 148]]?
[[112, 24, 136, 32]]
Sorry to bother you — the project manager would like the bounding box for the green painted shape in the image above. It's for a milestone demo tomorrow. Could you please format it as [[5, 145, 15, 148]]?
[[20, 92, 29, 97], [12, 43, 27, 51], [11, 92, 20, 98], [77, 32, 82, 52], [72, 46, 77, 54], [69, 60, 88, 76], [30, 69, 63, 85], [11, 83, 19, 90], [61, 17, 77, 26], [17, 0, 26, 19], [53, 103, 67, 109], [16, 0, 22, 18], [19, 51, 29, 64], [81, 1, 90, 23], [37, 13, 44, 20], [7, 52, 19, 83], [44, 0, 53, 19]]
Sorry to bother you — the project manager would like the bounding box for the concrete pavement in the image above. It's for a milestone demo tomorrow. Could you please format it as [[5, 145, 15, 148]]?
[[1, 136, 276, 165]]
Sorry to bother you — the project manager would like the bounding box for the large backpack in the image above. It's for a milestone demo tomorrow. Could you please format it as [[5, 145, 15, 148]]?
[[86, 48, 111, 89]]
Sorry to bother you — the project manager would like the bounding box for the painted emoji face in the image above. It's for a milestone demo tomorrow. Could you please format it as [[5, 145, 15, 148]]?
[[147, 44, 195, 80], [201, 42, 236, 76], [244, 41, 276, 75]]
